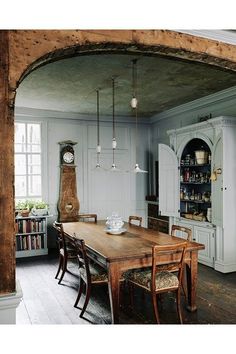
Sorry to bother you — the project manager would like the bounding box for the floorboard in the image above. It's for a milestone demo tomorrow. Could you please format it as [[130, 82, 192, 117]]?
[[16, 251, 236, 325]]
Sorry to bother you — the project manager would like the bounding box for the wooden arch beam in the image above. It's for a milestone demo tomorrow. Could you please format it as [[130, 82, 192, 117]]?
[[1, 29, 236, 294]]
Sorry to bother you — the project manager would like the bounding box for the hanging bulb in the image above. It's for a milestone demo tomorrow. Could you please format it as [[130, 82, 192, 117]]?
[[133, 163, 148, 174], [109, 163, 121, 172], [96, 145, 101, 153], [130, 97, 138, 109], [112, 138, 117, 149]]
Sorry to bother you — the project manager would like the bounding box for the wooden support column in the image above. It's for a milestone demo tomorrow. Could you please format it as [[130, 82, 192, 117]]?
[[0, 30, 15, 294]]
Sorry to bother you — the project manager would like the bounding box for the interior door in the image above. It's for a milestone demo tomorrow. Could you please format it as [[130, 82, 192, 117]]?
[[158, 144, 179, 217], [212, 134, 223, 227]]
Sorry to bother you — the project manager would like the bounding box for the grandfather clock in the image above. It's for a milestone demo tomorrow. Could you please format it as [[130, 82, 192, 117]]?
[[57, 140, 80, 222]]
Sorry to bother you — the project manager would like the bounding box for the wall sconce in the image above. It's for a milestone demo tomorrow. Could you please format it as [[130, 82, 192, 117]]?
[[210, 168, 222, 181]]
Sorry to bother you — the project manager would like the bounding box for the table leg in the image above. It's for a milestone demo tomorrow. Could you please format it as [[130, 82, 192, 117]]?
[[107, 262, 120, 324], [186, 251, 198, 312]]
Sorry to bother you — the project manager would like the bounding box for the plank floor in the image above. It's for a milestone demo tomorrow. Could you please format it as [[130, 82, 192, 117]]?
[[16, 250, 236, 325]]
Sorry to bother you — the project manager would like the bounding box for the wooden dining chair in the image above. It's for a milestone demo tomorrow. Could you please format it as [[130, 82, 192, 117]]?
[[71, 237, 108, 318], [78, 213, 97, 223], [129, 215, 142, 227], [53, 221, 77, 284], [124, 241, 188, 324], [171, 224, 192, 300], [171, 225, 192, 241]]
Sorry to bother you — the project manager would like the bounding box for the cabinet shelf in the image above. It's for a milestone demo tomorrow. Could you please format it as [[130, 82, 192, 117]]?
[[180, 164, 211, 168], [16, 231, 45, 236], [180, 182, 211, 185], [180, 199, 211, 204]]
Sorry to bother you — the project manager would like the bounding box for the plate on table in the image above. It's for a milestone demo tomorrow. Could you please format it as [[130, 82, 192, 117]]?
[[104, 227, 127, 235]]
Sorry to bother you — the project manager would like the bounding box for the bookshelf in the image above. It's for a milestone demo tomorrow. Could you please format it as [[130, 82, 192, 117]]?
[[15, 215, 50, 258]]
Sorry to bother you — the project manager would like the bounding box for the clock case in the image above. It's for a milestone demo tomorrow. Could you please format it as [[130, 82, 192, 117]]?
[[57, 140, 80, 222], [59, 140, 75, 165]]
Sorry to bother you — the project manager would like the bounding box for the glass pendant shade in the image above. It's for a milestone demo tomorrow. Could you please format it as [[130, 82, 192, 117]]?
[[133, 163, 148, 173], [130, 97, 138, 109]]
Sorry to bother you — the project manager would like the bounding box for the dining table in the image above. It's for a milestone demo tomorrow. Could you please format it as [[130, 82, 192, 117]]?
[[62, 220, 205, 324]]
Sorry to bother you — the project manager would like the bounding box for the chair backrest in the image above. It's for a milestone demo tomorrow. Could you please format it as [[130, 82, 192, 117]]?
[[151, 241, 188, 291], [78, 213, 97, 223], [53, 221, 67, 255], [71, 236, 91, 283], [171, 224, 192, 241], [129, 215, 142, 227]]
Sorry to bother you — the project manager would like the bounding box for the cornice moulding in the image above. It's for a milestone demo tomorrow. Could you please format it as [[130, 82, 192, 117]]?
[[176, 30, 236, 45], [15, 106, 149, 125], [150, 86, 236, 124]]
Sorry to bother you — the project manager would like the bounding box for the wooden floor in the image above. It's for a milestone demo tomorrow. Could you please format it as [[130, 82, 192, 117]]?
[[16, 250, 236, 325]]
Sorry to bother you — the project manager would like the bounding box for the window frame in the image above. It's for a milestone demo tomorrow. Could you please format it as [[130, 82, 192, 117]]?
[[14, 121, 44, 203]]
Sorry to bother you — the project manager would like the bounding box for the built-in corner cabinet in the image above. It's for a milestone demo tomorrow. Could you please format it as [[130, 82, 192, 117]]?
[[158, 116, 236, 273]]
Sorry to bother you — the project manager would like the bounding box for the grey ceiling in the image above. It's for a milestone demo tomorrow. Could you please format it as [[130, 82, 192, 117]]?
[[15, 53, 236, 118]]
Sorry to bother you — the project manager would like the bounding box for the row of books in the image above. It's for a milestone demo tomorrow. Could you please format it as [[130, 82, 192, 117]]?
[[16, 234, 45, 251], [15, 218, 46, 234]]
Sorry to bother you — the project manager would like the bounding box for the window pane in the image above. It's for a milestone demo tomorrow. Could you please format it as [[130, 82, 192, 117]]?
[[28, 163, 41, 175], [15, 143, 26, 153], [15, 154, 26, 175], [15, 123, 26, 144], [15, 176, 27, 197], [28, 175, 41, 196], [27, 124, 41, 145], [27, 144, 41, 153]]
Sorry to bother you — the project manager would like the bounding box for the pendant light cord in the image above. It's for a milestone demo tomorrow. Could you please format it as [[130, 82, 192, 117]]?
[[112, 77, 115, 165], [96, 88, 100, 166], [97, 89, 100, 147]]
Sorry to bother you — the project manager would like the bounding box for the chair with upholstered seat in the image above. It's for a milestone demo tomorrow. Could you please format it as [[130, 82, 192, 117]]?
[[53, 221, 77, 284], [129, 215, 142, 227], [78, 213, 97, 223], [124, 241, 187, 324], [72, 237, 108, 318]]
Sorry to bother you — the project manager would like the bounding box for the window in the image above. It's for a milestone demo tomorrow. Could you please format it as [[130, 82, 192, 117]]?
[[15, 122, 42, 203]]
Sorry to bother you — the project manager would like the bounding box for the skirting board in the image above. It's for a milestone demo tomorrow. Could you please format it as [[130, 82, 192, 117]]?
[[0, 280, 23, 324]]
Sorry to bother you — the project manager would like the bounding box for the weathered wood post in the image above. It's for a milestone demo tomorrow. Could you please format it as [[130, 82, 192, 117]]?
[[0, 30, 15, 295]]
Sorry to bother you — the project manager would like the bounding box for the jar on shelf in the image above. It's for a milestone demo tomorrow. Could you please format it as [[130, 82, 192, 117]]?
[[184, 168, 190, 182]]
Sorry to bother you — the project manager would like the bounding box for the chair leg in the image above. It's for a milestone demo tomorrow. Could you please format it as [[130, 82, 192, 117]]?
[[128, 281, 134, 310], [74, 278, 84, 308], [55, 255, 63, 279], [152, 292, 160, 324], [181, 265, 188, 301], [80, 282, 91, 318], [176, 289, 183, 324], [58, 256, 67, 284]]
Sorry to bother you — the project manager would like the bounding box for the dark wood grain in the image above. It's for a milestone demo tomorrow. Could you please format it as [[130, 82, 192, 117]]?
[[62, 221, 204, 323]]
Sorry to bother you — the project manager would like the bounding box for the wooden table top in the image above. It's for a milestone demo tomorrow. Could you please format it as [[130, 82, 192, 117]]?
[[62, 221, 205, 263]]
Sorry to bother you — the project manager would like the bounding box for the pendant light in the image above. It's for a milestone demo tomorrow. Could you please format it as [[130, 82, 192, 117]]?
[[94, 88, 105, 171], [131, 59, 148, 174], [109, 77, 121, 172]]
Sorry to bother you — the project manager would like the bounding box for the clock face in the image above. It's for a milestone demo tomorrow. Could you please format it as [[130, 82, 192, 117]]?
[[63, 151, 74, 164]]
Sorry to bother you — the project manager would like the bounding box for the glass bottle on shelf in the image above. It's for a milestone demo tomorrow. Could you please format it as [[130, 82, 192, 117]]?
[[184, 168, 190, 182]]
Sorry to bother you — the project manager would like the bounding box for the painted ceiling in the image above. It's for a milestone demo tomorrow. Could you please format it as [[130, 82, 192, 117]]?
[[15, 53, 236, 118]]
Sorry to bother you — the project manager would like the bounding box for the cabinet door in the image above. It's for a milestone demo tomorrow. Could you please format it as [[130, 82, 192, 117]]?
[[212, 135, 223, 227], [158, 144, 179, 217], [195, 226, 215, 267]]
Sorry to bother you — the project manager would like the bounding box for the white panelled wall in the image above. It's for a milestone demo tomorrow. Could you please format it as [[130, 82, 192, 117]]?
[[15, 109, 150, 247]]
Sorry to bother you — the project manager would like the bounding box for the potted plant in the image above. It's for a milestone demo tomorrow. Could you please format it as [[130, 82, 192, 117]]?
[[15, 200, 30, 217], [31, 200, 49, 216]]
